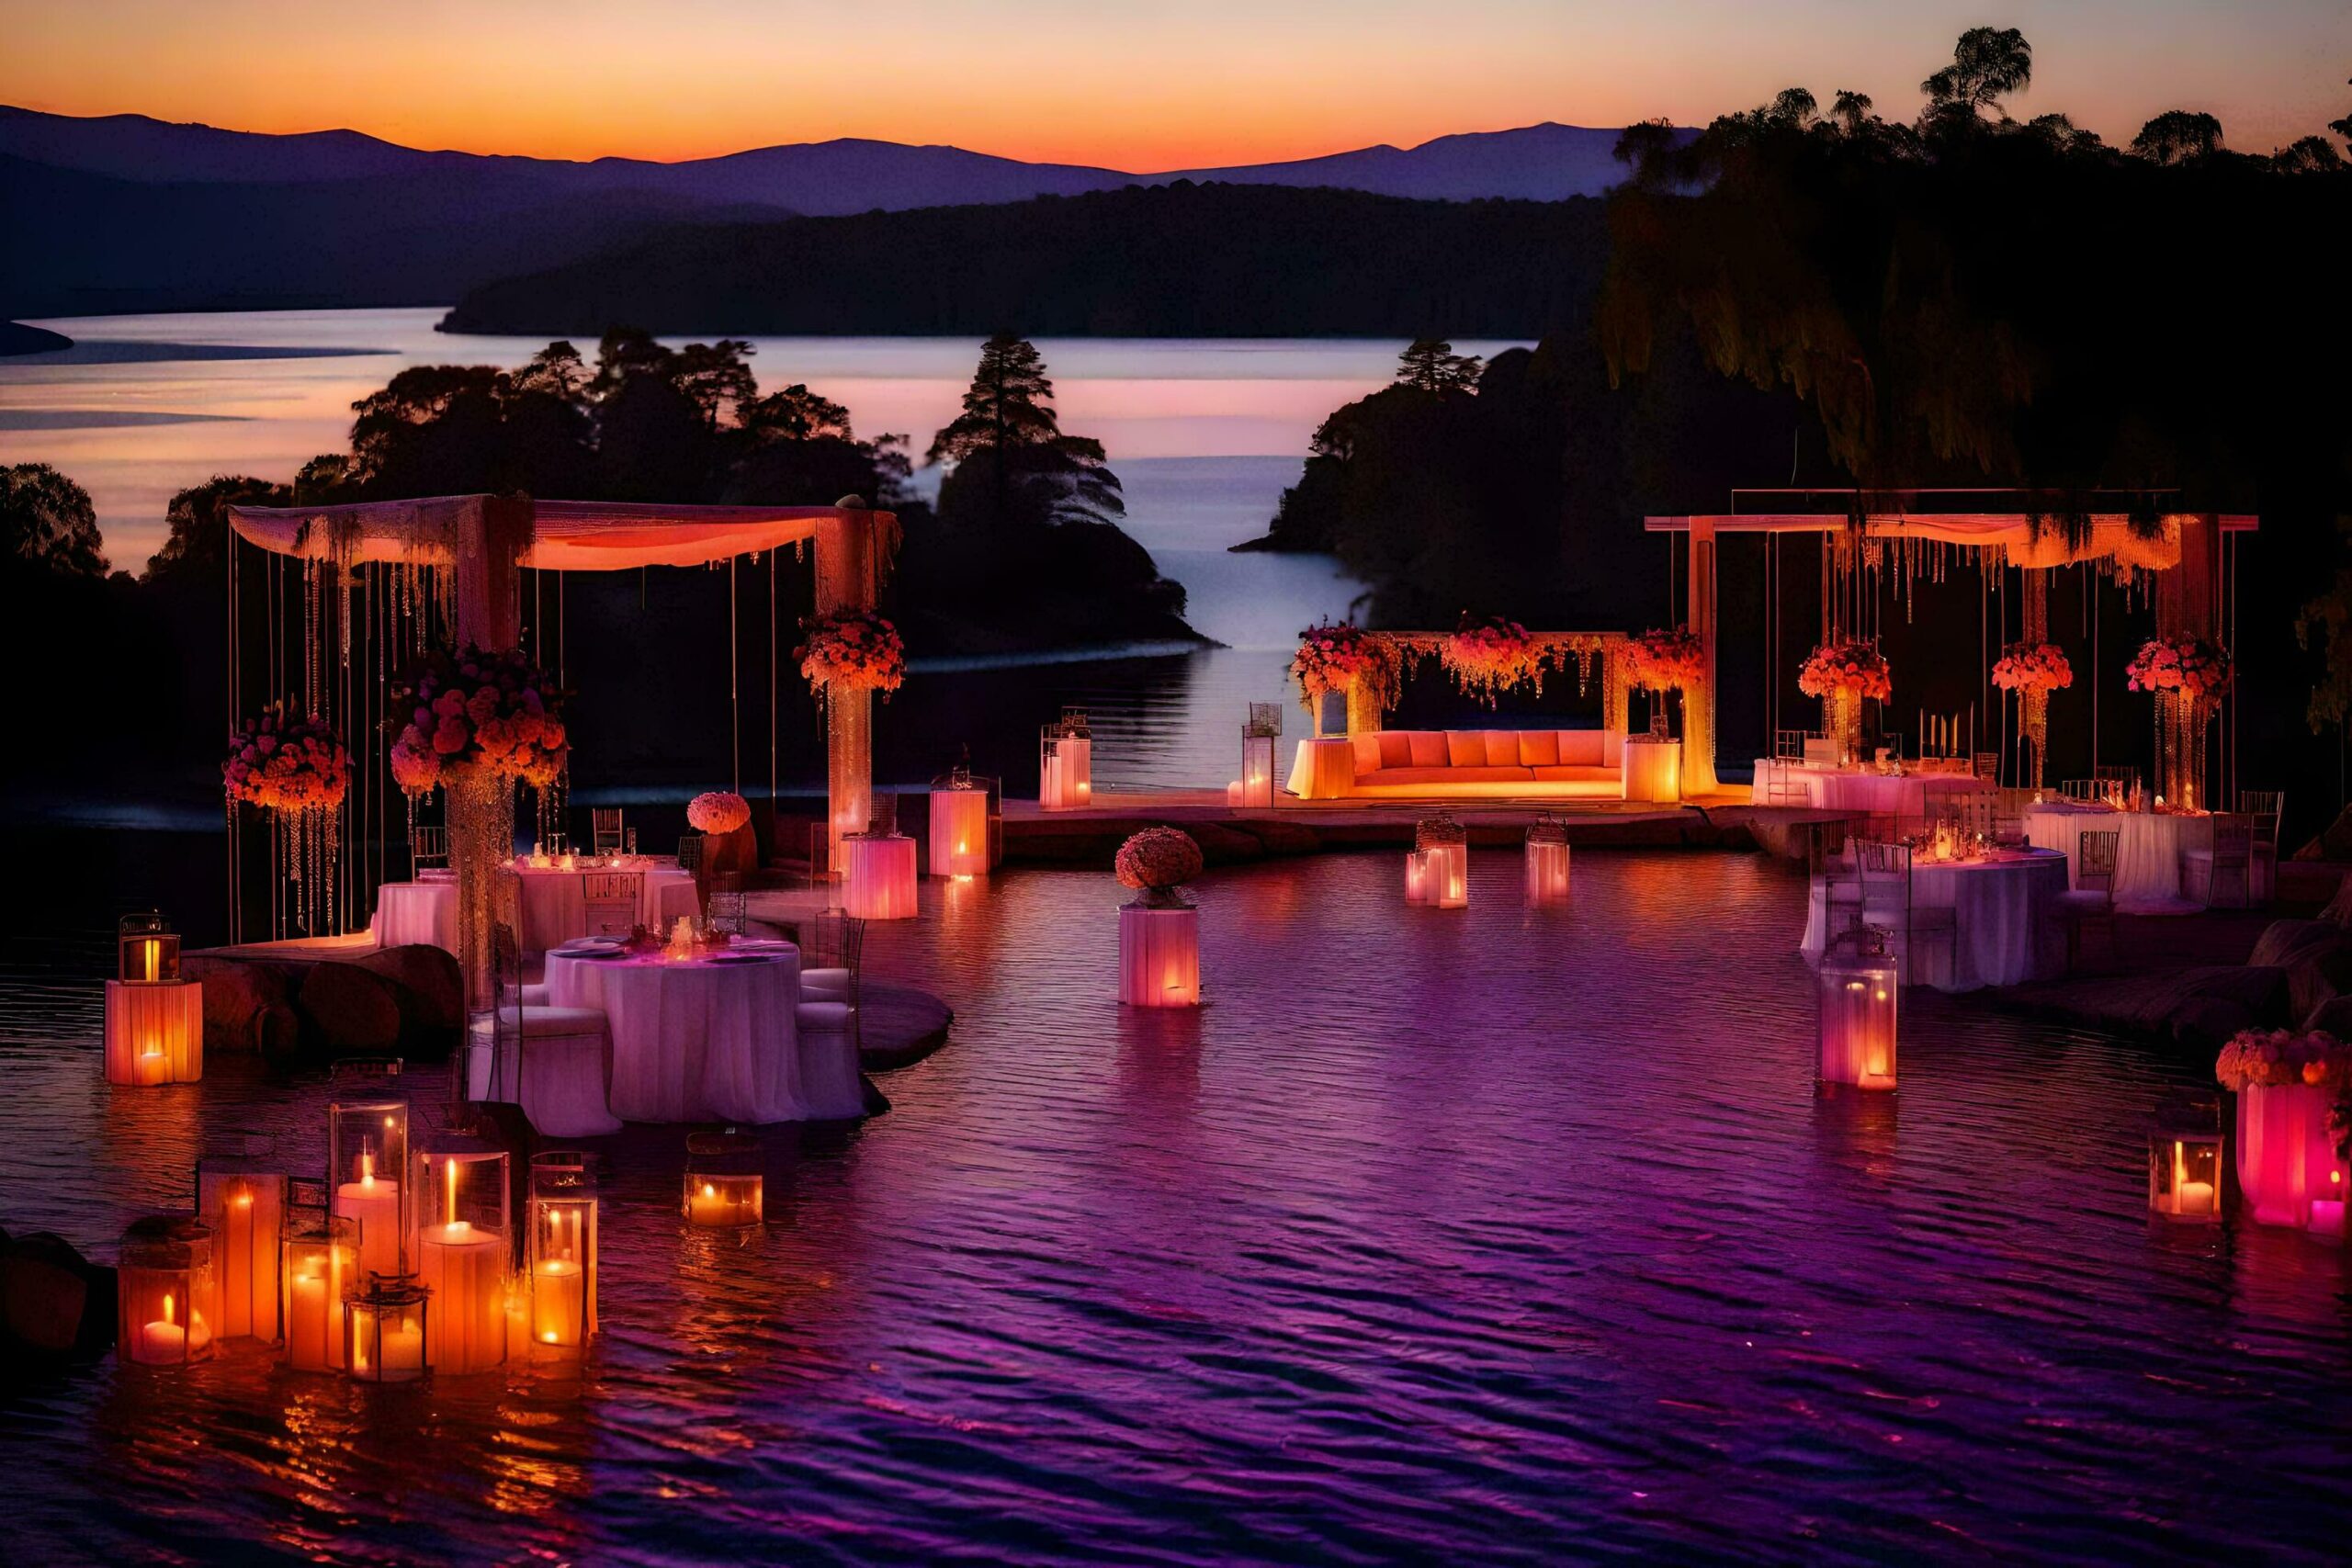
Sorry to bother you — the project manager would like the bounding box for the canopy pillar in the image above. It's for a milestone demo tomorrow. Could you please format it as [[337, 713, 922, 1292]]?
[[455, 493, 531, 651], [816, 498, 881, 863], [1685, 518, 1721, 796]]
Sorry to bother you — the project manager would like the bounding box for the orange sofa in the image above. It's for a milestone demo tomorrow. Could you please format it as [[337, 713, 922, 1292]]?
[[1329, 728, 1628, 799]]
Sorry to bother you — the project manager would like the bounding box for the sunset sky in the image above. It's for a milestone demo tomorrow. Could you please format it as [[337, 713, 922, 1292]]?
[[4, 0, 2345, 169]]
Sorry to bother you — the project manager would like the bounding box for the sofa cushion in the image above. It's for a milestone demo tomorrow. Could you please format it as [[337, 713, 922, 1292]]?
[[1483, 731, 1521, 767], [1378, 731, 1414, 769], [1445, 730, 1489, 767], [1556, 729, 1605, 767], [1532, 764, 1620, 784], [1350, 734, 1383, 776], [1603, 728, 1624, 767], [1406, 731, 1449, 768], [1517, 730, 1561, 767], [1367, 765, 1533, 786]]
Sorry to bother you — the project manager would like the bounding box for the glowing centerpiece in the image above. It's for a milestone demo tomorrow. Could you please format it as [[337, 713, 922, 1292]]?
[[1292, 620, 1401, 737], [2217, 1028, 2351, 1234], [797, 608, 906, 856], [1115, 828, 1204, 1007], [195, 1134, 286, 1342], [117, 1215, 218, 1369], [1816, 925, 1899, 1092], [280, 1211, 356, 1372], [345, 1274, 429, 1383], [928, 765, 992, 879], [2148, 1124, 2225, 1224], [328, 1077, 411, 1280], [843, 828, 920, 920], [1414, 814, 1468, 910], [223, 703, 352, 935], [684, 1130, 765, 1228], [526, 1152, 598, 1355], [413, 1139, 508, 1374], [2127, 636, 2233, 812], [1524, 817, 1571, 904], [1799, 639, 1892, 766], [1238, 702, 1282, 808], [1991, 642, 2072, 789], [1039, 706, 1093, 809], [104, 911, 203, 1087]]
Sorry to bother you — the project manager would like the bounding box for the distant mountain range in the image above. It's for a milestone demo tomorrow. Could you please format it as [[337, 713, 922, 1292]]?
[[1, 105, 1668, 321]]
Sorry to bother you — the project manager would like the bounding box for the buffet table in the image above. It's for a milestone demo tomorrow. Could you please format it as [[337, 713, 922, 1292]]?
[[2024, 803, 2214, 915], [541, 942, 854, 1123], [1755, 760, 1989, 818], [1804, 848, 2070, 991]]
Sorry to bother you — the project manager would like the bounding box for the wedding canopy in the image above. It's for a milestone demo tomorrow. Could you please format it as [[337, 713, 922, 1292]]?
[[226, 495, 890, 571]]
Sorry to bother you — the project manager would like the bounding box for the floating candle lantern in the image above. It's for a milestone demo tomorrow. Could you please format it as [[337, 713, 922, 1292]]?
[[927, 773, 993, 879], [684, 1130, 764, 1229], [2148, 1125, 2225, 1224], [196, 1133, 286, 1342], [843, 830, 919, 920], [1239, 708, 1279, 809], [102, 928, 203, 1084], [117, 911, 181, 985], [328, 1076, 411, 1280], [345, 1274, 429, 1383], [414, 1139, 509, 1374], [1117, 898, 1201, 1008], [280, 1210, 356, 1372], [1428, 842, 1468, 909], [527, 1152, 598, 1354], [1404, 850, 1430, 905], [117, 1214, 217, 1368], [1816, 925, 1899, 1091], [1524, 818, 1570, 903]]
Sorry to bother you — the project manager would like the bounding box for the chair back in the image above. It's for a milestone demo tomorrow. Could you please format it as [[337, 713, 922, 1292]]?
[[2061, 778, 2104, 804], [582, 871, 642, 936], [1973, 751, 2000, 782], [1877, 732, 1905, 761], [707, 872, 748, 935], [1774, 728, 1815, 761], [2095, 764, 2139, 790], [797, 909, 866, 976], [1855, 840, 1914, 923], [2076, 829, 2120, 895], [2210, 813, 2254, 863], [411, 823, 448, 876], [1993, 787, 2036, 847], [676, 834, 705, 874], [2240, 790, 2284, 855], [1806, 818, 1853, 879], [592, 807, 624, 853]]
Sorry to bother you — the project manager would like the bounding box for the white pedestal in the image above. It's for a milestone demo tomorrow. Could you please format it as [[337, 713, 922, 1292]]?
[[1118, 902, 1200, 1007], [1623, 736, 1682, 804], [928, 788, 989, 878], [843, 834, 919, 919], [1288, 738, 1354, 800], [104, 980, 204, 1085]]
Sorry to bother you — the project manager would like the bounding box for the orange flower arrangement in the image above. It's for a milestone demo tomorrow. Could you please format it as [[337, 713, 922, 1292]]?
[[224, 704, 349, 812]]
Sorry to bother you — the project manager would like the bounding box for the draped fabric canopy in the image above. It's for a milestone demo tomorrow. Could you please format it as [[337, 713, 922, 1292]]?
[[225, 494, 892, 571], [1644, 512, 2257, 570]]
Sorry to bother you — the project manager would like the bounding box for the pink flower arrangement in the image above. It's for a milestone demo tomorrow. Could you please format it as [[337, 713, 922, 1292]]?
[[2215, 1028, 2352, 1093], [2126, 636, 2233, 700], [387, 643, 570, 796], [1442, 616, 1547, 706], [1114, 827, 1204, 892], [223, 704, 349, 813], [687, 791, 751, 835], [1620, 626, 1706, 693], [1797, 638, 1893, 701], [1290, 621, 1393, 706], [1992, 641, 2073, 693], [797, 610, 905, 703]]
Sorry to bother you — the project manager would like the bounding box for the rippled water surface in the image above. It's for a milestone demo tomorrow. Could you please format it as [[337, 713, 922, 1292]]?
[[4, 851, 2350, 1564]]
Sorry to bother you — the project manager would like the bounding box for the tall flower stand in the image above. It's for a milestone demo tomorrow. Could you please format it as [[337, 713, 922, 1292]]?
[[1118, 899, 1200, 1008], [2236, 1083, 2349, 1235]]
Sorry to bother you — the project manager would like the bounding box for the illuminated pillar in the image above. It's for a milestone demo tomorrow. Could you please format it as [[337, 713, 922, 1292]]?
[[1685, 518, 1720, 795]]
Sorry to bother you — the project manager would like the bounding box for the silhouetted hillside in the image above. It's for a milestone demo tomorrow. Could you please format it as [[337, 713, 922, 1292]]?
[[441, 183, 1607, 338]]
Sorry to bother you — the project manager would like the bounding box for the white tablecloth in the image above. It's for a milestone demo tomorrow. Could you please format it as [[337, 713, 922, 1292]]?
[[514, 864, 698, 952], [2024, 805, 2215, 914], [371, 880, 457, 952], [1804, 849, 2070, 991], [1755, 761, 1988, 818], [1287, 738, 1355, 800], [544, 946, 846, 1122]]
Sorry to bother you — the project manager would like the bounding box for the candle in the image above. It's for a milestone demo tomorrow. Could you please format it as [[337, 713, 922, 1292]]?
[[204, 1176, 283, 1341], [355, 1317, 425, 1378], [286, 1264, 345, 1371], [418, 1220, 504, 1372], [685, 1174, 763, 1228], [530, 1259, 586, 1348], [136, 1292, 192, 1364], [337, 1148, 403, 1280]]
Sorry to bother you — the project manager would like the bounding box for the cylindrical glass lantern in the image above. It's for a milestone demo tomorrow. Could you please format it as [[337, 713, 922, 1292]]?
[[1117, 899, 1201, 1007], [345, 1274, 429, 1383], [1426, 842, 1468, 909], [929, 778, 992, 879], [527, 1152, 598, 1354], [414, 1140, 509, 1374], [328, 1082, 411, 1281], [196, 1134, 287, 1342], [103, 978, 204, 1085], [684, 1130, 764, 1228], [843, 831, 919, 920], [118, 911, 182, 984], [1816, 927, 1899, 1091], [1404, 851, 1430, 905], [2148, 1128, 2225, 1223], [1525, 818, 1570, 904], [117, 1214, 217, 1368], [281, 1212, 356, 1372], [1239, 732, 1276, 808]]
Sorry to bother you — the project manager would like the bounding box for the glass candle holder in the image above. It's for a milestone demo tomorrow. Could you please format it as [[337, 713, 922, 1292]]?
[[1426, 842, 1469, 909], [2148, 1127, 2225, 1223], [1239, 731, 1276, 808], [328, 1078, 410, 1281], [280, 1212, 356, 1372], [928, 782, 991, 879], [345, 1274, 429, 1383], [118, 911, 181, 984], [527, 1152, 598, 1354], [1817, 927, 1899, 1091], [1404, 850, 1430, 905], [117, 1214, 217, 1368], [103, 977, 204, 1085], [196, 1133, 287, 1342], [684, 1131, 764, 1229], [1524, 837, 1570, 903], [414, 1139, 509, 1374]]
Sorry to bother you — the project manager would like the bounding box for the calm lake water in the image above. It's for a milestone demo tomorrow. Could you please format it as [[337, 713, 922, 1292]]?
[[2, 313, 1544, 795], [3, 849, 2349, 1564]]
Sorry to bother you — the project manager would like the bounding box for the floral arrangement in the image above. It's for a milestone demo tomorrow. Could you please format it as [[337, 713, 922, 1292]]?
[[687, 791, 751, 835], [1442, 616, 1546, 705], [1992, 641, 2073, 693], [223, 704, 349, 812], [1619, 626, 1706, 693], [797, 610, 905, 703], [1291, 621, 1391, 706], [2126, 636, 2233, 699], [1114, 827, 1204, 893], [1797, 638, 1893, 701], [1415, 812, 1467, 849], [1526, 814, 1568, 846], [2215, 1028, 2352, 1093], [389, 643, 570, 796]]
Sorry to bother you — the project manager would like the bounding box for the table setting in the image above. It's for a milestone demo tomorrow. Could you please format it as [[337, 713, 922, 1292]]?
[[1803, 832, 2071, 991], [2023, 797, 2215, 914]]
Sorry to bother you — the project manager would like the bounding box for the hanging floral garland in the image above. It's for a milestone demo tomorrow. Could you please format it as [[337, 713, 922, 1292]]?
[[1441, 616, 1547, 706], [224, 703, 350, 934], [2127, 636, 2232, 808], [797, 609, 905, 705], [1992, 641, 2072, 789], [1290, 621, 1400, 712], [1619, 626, 1706, 693]]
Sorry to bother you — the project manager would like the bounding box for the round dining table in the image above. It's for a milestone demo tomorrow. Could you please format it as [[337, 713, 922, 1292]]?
[[513, 863, 699, 952], [371, 875, 457, 952], [1753, 760, 1990, 818], [543, 942, 846, 1123], [1804, 847, 2071, 991], [2024, 803, 2214, 915]]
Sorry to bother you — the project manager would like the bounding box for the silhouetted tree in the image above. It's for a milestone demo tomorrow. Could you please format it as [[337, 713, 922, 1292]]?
[[1396, 339, 1484, 393], [929, 335, 1123, 530], [2132, 110, 2224, 164], [2276, 135, 2345, 174], [1920, 26, 2032, 126], [147, 475, 291, 580], [0, 462, 107, 576]]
